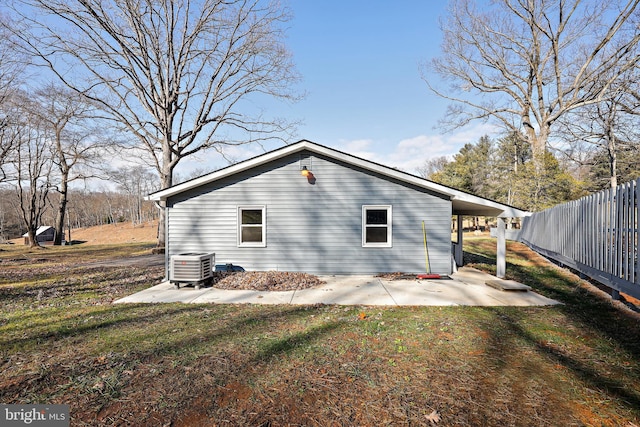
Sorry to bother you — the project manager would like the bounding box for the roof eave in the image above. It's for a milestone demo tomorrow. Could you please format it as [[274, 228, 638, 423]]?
[[146, 139, 458, 202], [451, 194, 530, 218]]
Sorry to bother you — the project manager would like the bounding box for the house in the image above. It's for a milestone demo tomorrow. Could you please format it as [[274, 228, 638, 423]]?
[[148, 140, 529, 276], [23, 226, 57, 246]]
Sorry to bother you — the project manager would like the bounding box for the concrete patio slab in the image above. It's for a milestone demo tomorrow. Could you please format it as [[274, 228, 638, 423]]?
[[115, 281, 210, 304], [114, 267, 560, 307], [292, 275, 396, 305], [485, 278, 532, 291], [382, 277, 557, 306], [195, 288, 295, 305]]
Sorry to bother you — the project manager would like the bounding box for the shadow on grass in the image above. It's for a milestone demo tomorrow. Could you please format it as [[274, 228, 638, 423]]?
[[0, 301, 349, 417], [7, 302, 339, 367], [0, 242, 156, 264], [463, 240, 640, 418], [252, 320, 344, 363], [483, 307, 640, 414], [0, 304, 202, 350], [127, 305, 345, 368]]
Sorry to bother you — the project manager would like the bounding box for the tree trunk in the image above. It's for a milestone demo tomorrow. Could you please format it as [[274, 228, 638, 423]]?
[[608, 138, 618, 189], [155, 147, 174, 251], [54, 173, 68, 245], [605, 108, 618, 189], [26, 222, 38, 248], [530, 127, 549, 174], [26, 232, 36, 247]]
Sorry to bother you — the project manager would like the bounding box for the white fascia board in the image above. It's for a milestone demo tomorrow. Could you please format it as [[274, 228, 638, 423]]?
[[451, 191, 530, 218], [496, 206, 532, 218], [147, 140, 458, 202]]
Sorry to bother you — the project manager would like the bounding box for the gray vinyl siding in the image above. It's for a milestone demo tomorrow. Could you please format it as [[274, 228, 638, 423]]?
[[166, 151, 452, 275]]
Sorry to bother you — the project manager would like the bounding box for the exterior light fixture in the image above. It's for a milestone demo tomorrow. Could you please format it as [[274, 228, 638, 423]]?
[[300, 165, 316, 184]]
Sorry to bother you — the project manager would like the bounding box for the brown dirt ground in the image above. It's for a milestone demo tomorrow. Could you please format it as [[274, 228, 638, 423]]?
[[68, 221, 159, 245], [12, 221, 159, 246]]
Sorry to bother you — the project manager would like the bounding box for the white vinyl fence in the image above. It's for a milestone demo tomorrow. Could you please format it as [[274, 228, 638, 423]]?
[[520, 178, 640, 300]]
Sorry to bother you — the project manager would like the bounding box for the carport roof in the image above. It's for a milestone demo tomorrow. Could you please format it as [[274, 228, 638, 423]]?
[[147, 139, 530, 218]]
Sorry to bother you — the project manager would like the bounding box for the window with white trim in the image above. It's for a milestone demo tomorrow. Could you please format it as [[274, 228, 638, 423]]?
[[362, 205, 392, 247], [238, 206, 266, 247]]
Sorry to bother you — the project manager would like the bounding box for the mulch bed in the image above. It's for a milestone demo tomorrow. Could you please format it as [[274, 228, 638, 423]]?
[[375, 272, 417, 280], [211, 271, 325, 291]]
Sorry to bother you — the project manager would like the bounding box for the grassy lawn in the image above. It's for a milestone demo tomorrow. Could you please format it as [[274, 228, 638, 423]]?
[[1, 240, 639, 426]]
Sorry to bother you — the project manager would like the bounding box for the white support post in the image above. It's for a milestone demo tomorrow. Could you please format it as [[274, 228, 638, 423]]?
[[456, 215, 464, 266], [497, 217, 506, 278]]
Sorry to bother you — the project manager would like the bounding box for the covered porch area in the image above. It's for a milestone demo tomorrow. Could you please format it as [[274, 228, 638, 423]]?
[[450, 195, 530, 278]]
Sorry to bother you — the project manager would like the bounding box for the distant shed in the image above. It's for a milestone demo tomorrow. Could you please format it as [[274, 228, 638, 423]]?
[[23, 226, 57, 246]]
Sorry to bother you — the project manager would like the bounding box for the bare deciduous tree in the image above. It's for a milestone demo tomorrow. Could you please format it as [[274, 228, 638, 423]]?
[[416, 156, 450, 180], [0, 13, 24, 182], [0, 104, 20, 183], [34, 84, 111, 244], [109, 166, 158, 225], [423, 0, 640, 172], [558, 96, 638, 190], [556, 61, 640, 190], [8, 0, 301, 247], [8, 93, 55, 248]]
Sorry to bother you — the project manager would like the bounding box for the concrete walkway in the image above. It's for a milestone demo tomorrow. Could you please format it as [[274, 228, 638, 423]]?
[[114, 267, 559, 307]]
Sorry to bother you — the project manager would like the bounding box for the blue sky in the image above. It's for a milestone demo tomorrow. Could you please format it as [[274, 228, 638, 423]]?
[[179, 0, 495, 177], [5, 0, 493, 180]]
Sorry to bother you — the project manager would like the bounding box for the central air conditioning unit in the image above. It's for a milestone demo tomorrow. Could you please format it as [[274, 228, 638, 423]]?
[[169, 252, 215, 289]]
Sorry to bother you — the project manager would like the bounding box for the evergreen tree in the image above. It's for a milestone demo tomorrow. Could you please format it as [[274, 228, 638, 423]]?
[[587, 145, 640, 192], [431, 133, 582, 212], [431, 135, 495, 198], [511, 151, 582, 211], [491, 132, 532, 205]]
